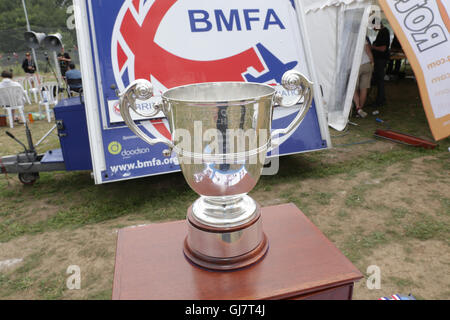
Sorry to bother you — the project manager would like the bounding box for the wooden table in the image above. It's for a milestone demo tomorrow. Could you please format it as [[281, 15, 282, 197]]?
[[113, 203, 363, 300]]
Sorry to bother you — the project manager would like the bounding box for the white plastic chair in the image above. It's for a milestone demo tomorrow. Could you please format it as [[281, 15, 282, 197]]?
[[15, 77, 27, 92], [14, 77, 32, 105], [38, 82, 60, 123], [25, 75, 40, 103], [0, 87, 27, 128]]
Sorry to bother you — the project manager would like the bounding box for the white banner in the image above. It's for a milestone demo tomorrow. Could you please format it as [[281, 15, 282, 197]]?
[[379, 0, 450, 140]]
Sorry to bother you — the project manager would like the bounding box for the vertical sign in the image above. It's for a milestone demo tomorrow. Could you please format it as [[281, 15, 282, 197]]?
[[75, 0, 329, 184], [379, 0, 450, 141]]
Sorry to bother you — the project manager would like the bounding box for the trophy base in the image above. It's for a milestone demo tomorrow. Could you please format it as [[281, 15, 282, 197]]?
[[184, 205, 268, 271]]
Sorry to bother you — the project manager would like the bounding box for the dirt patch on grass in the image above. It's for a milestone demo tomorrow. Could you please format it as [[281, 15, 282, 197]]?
[[1, 224, 115, 299], [19, 200, 61, 224], [354, 239, 450, 300]]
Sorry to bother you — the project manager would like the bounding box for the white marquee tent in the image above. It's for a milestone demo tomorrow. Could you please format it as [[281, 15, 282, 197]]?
[[300, 0, 375, 131]]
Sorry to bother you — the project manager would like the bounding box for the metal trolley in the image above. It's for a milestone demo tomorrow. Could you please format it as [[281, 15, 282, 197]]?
[[1, 97, 92, 185]]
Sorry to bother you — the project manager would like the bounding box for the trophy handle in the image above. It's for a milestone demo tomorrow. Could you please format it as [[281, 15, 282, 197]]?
[[270, 70, 314, 150], [119, 79, 174, 153]]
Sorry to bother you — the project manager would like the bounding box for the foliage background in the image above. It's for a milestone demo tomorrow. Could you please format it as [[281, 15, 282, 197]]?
[[0, 0, 77, 73]]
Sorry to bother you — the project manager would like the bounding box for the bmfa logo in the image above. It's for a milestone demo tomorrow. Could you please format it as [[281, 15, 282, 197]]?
[[111, 0, 299, 92], [108, 141, 122, 155], [111, 0, 305, 147]]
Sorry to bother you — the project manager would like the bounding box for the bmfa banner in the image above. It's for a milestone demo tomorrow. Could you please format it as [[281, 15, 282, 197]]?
[[379, 0, 450, 141], [76, 0, 329, 184]]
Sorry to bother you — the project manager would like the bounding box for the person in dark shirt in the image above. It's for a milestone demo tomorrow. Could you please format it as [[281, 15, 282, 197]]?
[[57, 47, 72, 77], [22, 52, 36, 75], [371, 22, 390, 107], [65, 63, 82, 94]]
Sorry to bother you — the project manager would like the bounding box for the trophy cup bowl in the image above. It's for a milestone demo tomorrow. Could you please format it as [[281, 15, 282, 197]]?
[[119, 70, 313, 270]]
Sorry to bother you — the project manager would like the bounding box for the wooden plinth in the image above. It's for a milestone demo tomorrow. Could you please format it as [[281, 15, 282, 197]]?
[[112, 203, 363, 300]]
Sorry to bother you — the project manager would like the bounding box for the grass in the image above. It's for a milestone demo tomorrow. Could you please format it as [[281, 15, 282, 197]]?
[[391, 207, 408, 219], [388, 276, 417, 289], [404, 215, 449, 242], [38, 270, 70, 300], [342, 231, 389, 262], [87, 290, 112, 300], [337, 209, 350, 219], [312, 192, 334, 205]]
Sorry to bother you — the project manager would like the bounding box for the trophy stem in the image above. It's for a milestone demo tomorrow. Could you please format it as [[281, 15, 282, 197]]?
[[191, 195, 258, 228], [203, 195, 244, 207]]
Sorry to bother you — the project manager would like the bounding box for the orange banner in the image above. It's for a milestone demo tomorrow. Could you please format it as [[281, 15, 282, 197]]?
[[379, 0, 450, 141]]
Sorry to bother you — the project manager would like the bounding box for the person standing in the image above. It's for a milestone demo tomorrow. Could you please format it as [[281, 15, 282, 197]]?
[[354, 37, 374, 118], [57, 47, 72, 78], [371, 22, 390, 107], [22, 52, 36, 75]]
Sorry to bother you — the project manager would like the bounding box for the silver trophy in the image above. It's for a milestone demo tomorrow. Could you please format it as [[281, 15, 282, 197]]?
[[119, 70, 313, 270]]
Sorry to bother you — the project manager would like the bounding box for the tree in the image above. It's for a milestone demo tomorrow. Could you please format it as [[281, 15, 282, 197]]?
[[0, 0, 75, 53]]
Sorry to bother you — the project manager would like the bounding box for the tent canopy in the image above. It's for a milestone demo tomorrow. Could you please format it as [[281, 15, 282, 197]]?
[[301, 0, 375, 131], [303, 0, 371, 12]]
